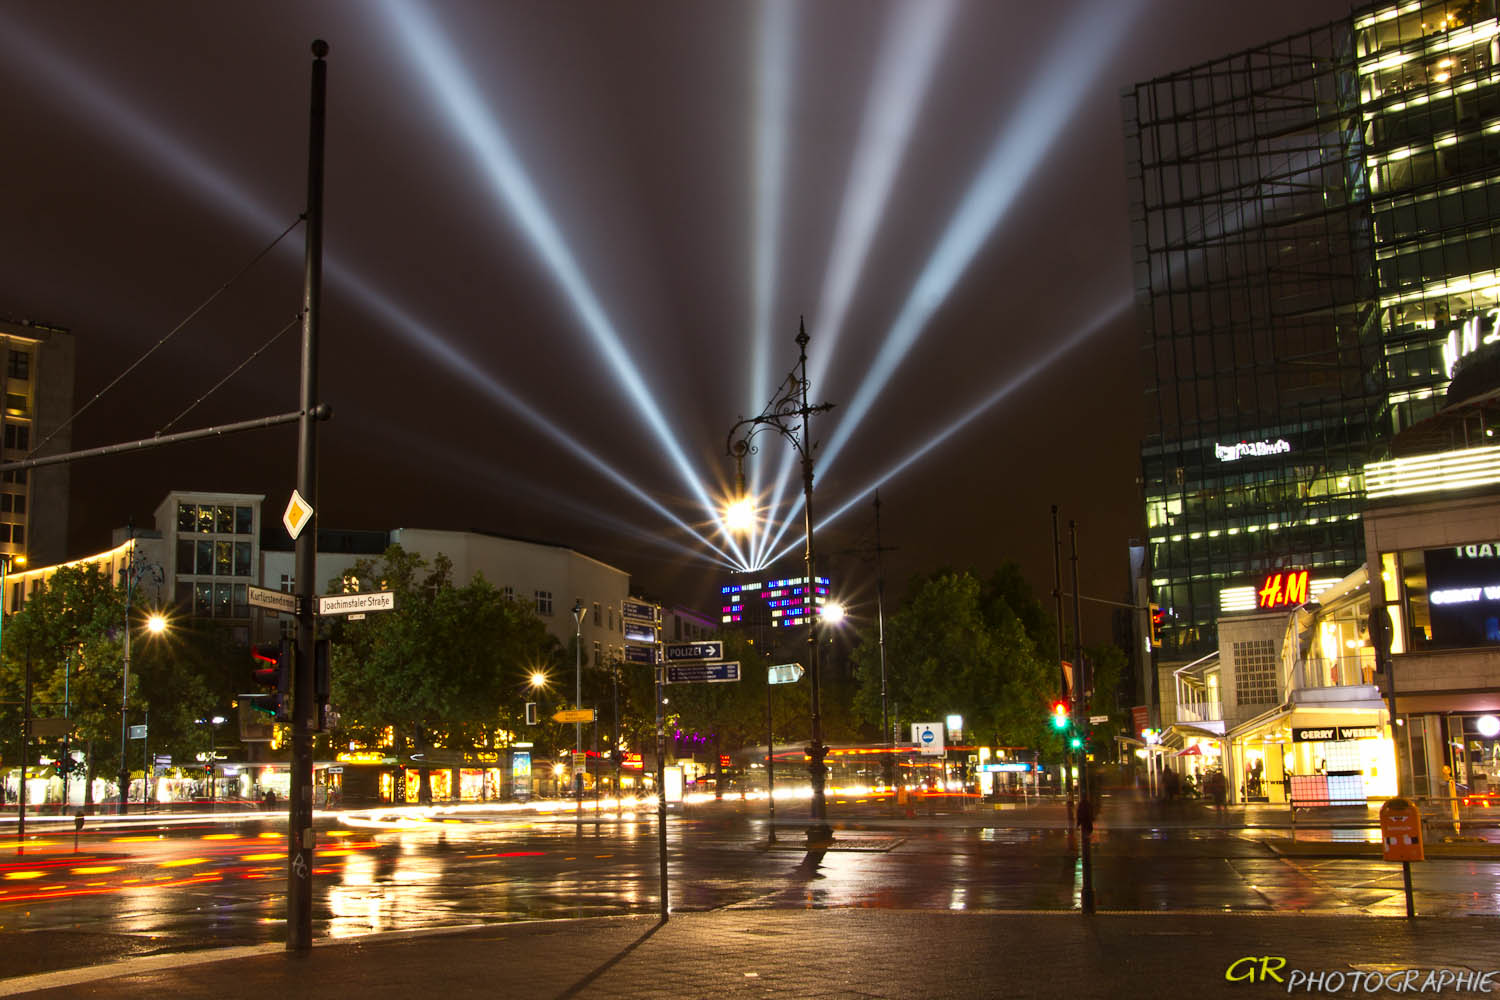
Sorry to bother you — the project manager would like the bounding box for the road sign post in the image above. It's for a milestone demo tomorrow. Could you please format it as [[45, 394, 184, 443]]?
[[665, 662, 740, 684]]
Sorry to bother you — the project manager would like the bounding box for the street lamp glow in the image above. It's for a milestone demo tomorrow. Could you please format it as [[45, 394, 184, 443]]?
[[146, 613, 168, 635], [821, 601, 845, 625], [724, 495, 756, 535], [529, 671, 547, 689]]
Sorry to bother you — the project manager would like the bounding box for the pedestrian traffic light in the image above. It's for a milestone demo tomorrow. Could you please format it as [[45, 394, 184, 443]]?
[[1149, 603, 1163, 648], [251, 642, 290, 723], [1051, 700, 1070, 730]]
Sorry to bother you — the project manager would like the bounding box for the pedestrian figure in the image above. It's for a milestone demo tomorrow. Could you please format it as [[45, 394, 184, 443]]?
[[1206, 770, 1227, 821], [1076, 796, 1094, 841]]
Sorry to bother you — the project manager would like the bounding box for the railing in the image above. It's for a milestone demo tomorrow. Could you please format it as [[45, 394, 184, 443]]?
[[1176, 699, 1224, 724]]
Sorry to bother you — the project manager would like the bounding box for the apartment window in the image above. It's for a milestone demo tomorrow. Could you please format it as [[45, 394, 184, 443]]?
[[233, 583, 248, 617], [593, 602, 601, 626], [593, 641, 602, 666], [501, 585, 515, 602], [235, 505, 253, 534], [176, 540, 194, 574], [197, 506, 215, 533], [0, 493, 24, 514], [7, 350, 29, 381], [2, 424, 28, 450], [280, 574, 293, 593], [216, 505, 234, 532], [178, 504, 195, 532], [175, 581, 193, 610], [215, 541, 232, 576], [0, 468, 23, 484], [4, 393, 27, 415], [194, 582, 212, 615], [535, 590, 553, 616], [1234, 639, 1278, 706], [196, 540, 212, 575], [234, 541, 251, 576]]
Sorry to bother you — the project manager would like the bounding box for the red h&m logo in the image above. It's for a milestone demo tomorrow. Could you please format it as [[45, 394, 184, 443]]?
[[1257, 570, 1309, 609]]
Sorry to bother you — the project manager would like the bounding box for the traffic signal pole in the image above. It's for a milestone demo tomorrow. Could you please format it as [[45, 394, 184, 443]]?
[[1050, 507, 1074, 820], [287, 39, 328, 954], [1069, 520, 1095, 914]]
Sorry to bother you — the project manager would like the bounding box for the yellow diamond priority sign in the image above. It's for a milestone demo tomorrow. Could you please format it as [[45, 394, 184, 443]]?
[[283, 490, 314, 541]]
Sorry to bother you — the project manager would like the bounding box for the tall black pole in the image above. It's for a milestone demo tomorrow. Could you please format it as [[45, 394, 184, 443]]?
[[287, 38, 327, 954], [17, 652, 29, 852], [1070, 519, 1094, 914], [725, 319, 834, 851], [798, 324, 831, 848], [875, 492, 891, 789], [1051, 507, 1073, 817], [766, 677, 776, 843], [655, 638, 667, 920]]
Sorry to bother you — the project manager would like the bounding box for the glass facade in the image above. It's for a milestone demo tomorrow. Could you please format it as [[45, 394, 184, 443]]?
[[1125, 0, 1500, 658], [172, 500, 255, 618]]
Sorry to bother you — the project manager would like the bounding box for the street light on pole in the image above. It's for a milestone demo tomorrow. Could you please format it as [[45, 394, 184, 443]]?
[[725, 318, 836, 849]]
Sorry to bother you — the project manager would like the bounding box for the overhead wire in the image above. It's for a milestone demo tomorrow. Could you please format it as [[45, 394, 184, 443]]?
[[156, 312, 304, 436], [29, 215, 305, 456]]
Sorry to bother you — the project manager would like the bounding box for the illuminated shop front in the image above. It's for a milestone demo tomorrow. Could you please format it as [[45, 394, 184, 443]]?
[[1192, 567, 1398, 804], [1365, 461, 1500, 800]]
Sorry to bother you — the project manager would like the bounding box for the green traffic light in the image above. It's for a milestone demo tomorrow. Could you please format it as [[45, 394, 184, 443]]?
[[1069, 736, 1083, 750]]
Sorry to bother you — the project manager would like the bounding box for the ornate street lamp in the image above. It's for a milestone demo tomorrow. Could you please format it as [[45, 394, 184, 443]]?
[[725, 319, 836, 848]]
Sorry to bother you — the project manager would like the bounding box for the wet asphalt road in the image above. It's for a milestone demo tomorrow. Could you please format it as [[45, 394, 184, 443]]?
[[0, 798, 1496, 982]]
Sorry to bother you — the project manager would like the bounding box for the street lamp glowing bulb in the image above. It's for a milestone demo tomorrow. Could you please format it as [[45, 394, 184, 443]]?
[[146, 613, 168, 635], [529, 671, 547, 689], [821, 602, 845, 625], [724, 496, 755, 534]]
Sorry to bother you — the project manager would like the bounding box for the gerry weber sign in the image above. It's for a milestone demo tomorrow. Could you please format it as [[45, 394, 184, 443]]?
[[1214, 438, 1291, 463], [1292, 725, 1382, 742]]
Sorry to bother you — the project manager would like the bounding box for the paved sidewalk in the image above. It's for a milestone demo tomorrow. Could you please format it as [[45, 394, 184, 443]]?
[[5, 909, 1499, 999]]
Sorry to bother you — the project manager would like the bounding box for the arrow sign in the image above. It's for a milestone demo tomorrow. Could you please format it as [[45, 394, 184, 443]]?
[[665, 661, 740, 684], [621, 599, 657, 623], [664, 641, 722, 662], [552, 708, 597, 724], [767, 662, 804, 685]]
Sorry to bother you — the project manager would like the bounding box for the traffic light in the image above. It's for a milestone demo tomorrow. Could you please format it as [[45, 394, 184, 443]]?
[[251, 642, 290, 723], [1069, 734, 1083, 750], [1149, 603, 1164, 648], [1051, 699, 1070, 730]]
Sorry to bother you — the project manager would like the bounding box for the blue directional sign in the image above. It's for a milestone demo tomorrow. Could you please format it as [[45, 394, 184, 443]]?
[[622, 599, 658, 623], [665, 661, 740, 684], [664, 641, 722, 663], [624, 643, 658, 665]]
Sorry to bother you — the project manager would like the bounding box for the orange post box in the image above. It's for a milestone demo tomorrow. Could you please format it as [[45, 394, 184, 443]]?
[[1380, 797, 1424, 862]]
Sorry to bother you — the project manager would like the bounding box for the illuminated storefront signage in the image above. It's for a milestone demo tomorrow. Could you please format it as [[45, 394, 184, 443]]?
[[1442, 307, 1500, 378], [1257, 569, 1310, 608], [336, 751, 393, 764], [1214, 438, 1291, 462], [621, 752, 643, 770], [1293, 726, 1382, 742], [1419, 546, 1500, 647]]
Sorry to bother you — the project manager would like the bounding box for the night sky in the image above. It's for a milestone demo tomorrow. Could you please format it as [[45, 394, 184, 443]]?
[[0, 1, 1350, 637]]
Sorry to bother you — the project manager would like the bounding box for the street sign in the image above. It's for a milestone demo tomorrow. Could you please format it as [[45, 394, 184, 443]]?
[[32, 717, 73, 739], [622, 599, 658, 623], [318, 591, 396, 616], [282, 489, 313, 540], [552, 708, 597, 724], [572, 752, 588, 768], [1089, 715, 1109, 725], [665, 661, 740, 684], [767, 662, 804, 685], [664, 641, 722, 662], [154, 754, 172, 766], [623, 643, 658, 665], [128, 724, 148, 740], [624, 621, 657, 644], [912, 722, 945, 757], [248, 584, 297, 615]]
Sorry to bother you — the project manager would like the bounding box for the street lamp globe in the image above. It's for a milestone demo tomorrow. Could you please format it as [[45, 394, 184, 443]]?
[[529, 670, 548, 689], [146, 612, 168, 635], [821, 601, 845, 625]]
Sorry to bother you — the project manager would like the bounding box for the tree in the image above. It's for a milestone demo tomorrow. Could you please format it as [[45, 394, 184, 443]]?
[[325, 545, 561, 803], [849, 569, 1060, 756]]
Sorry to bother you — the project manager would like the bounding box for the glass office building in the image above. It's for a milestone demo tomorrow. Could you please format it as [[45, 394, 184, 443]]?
[[1124, 0, 1500, 658]]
